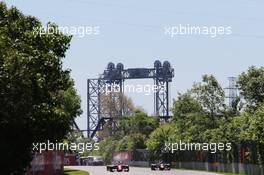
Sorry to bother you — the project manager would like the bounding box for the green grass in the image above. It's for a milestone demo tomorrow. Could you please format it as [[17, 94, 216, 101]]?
[[64, 168, 89, 175], [219, 173, 246, 175]]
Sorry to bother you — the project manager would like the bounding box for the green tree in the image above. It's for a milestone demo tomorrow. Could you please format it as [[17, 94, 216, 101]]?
[[237, 66, 264, 107], [238, 104, 264, 144], [172, 92, 203, 121], [118, 110, 159, 137], [228, 104, 264, 164], [95, 137, 119, 164], [127, 133, 146, 150], [146, 124, 176, 160], [0, 3, 81, 174], [191, 74, 225, 127]]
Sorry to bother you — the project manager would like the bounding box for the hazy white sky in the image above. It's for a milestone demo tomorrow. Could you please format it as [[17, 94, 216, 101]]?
[[5, 0, 264, 130]]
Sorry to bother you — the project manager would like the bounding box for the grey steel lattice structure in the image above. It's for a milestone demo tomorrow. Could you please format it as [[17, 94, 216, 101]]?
[[225, 77, 238, 106], [87, 60, 174, 138]]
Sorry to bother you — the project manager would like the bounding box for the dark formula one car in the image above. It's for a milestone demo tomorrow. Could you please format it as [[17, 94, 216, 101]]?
[[107, 162, 129, 172], [151, 162, 171, 171]]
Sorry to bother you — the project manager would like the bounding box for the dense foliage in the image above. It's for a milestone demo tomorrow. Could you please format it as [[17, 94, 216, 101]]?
[[0, 3, 82, 174], [146, 67, 264, 165]]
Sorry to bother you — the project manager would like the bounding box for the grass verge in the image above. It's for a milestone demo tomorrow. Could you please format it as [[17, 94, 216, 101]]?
[[219, 173, 246, 175], [64, 168, 89, 175]]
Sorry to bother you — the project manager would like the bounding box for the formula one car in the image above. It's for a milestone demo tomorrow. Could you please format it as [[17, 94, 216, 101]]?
[[151, 162, 171, 171], [106, 161, 129, 172]]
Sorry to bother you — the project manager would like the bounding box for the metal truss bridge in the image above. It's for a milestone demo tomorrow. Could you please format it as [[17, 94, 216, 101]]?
[[87, 60, 174, 139]]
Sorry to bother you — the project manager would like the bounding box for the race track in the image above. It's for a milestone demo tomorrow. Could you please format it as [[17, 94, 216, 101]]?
[[66, 166, 220, 175]]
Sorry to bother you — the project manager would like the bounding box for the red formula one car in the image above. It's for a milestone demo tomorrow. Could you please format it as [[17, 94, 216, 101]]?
[[106, 161, 129, 172]]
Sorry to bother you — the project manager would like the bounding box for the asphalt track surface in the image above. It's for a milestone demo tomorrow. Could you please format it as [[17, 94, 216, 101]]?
[[66, 166, 220, 175]]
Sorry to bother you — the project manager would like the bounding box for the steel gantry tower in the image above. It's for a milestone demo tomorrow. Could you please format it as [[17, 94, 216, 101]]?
[[87, 60, 174, 138], [225, 77, 238, 107]]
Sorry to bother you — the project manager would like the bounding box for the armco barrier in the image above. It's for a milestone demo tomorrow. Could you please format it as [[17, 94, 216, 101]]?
[[27, 151, 64, 175]]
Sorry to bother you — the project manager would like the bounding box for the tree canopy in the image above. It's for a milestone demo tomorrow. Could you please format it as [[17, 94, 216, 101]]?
[[0, 2, 82, 174], [237, 66, 264, 107], [146, 72, 264, 165]]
